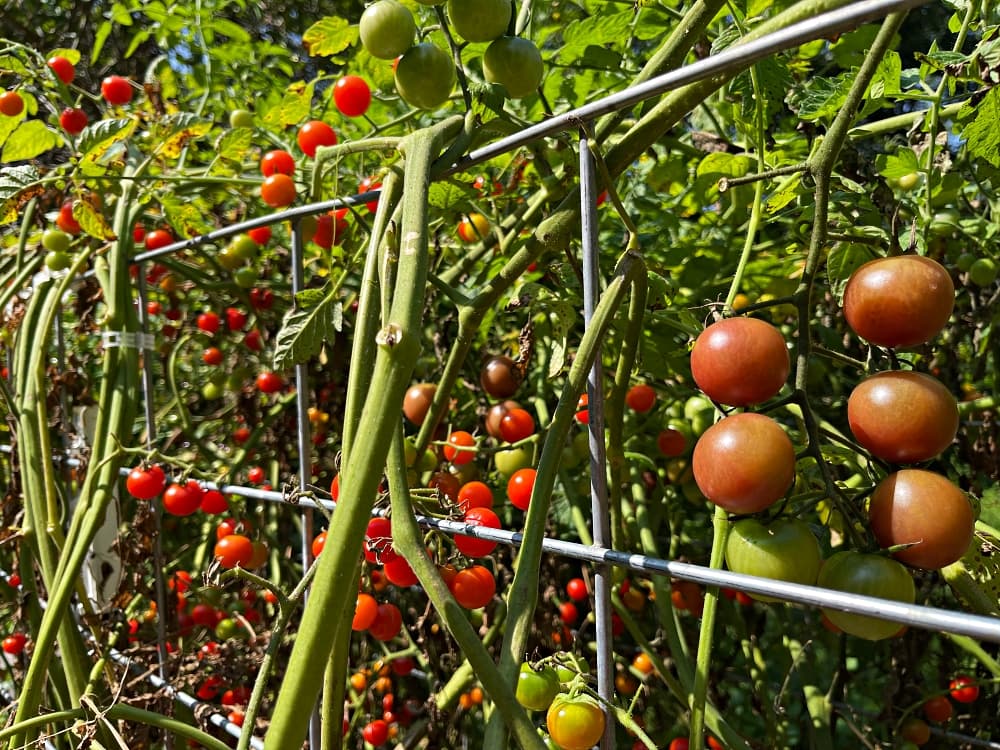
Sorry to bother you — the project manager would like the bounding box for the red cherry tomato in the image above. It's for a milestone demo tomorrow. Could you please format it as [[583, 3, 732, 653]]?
[[507, 467, 536, 511], [333, 75, 372, 117], [297, 120, 337, 157], [48, 56, 75, 84], [260, 149, 295, 177], [126, 464, 166, 500], [101, 75, 133, 105]]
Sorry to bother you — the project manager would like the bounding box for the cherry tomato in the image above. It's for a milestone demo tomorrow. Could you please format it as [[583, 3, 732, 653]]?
[[483, 35, 544, 99], [949, 675, 979, 703], [353, 593, 379, 631], [457, 481, 493, 511], [163, 482, 201, 516], [657, 427, 687, 457], [818, 551, 915, 640], [358, 176, 382, 213], [368, 602, 403, 641], [59, 107, 88, 135], [200, 489, 228, 514], [214, 534, 254, 568], [197, 311, 220, 334], [458, 213, 490, 243], [145, 228, 175, 251], [56, 201, 80, 234], [546, 693, 606, 750], [126, 464, 166, 500], [333, 75, 372, 117], [516, 663, 560, 711], [447, 0, 511, 43], [297, 120, 337, 158], [362, 719, 389, 746], [625, 383, 656, 413], [394, 43, 455, 109], [359, 0, 416, 59], [247, 225, 272, 245], [455, 507, 501, 557], [843, 255, 954, 348], [260, 173, 296, 207], [260, 149, 295, 177], [566, 578, 588, 602], [403, 383, 436, 425], [507, 467, 536, 511], [256, 371, 284, 394], [899, 716, 930, 745], [724, 518, 823, 601], [383, 555, 419, 587], [101, 75, 133, 105], [499, 408, 535, 443], [480, 355, 520, 398], [0, 90, 24, 117], [922, 695, 953, 722], [443, 430, 476, 465], [48, 55, 75, 84], [2, 633, 27, 655], [450, 565, 496, 609]]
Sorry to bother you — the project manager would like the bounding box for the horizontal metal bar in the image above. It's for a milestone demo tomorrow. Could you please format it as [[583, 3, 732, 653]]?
[[1, 445, 998, 643], [930, 727, 1000, 749], [444, 0, 929, 175]]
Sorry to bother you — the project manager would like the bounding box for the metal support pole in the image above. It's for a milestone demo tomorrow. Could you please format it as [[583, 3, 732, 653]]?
[[289, 220, 319, 749], [580, 136, 616, 748]]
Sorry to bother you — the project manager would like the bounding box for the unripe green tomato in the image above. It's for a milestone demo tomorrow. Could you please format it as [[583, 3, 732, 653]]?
[[44, 250, 72, 271], [218, 246, 244, 271], [968, 258, 997, 286], [229, 109, 255, 128], [894, 171, 920, 191], [42, 228, 72, 253], [214, 617, 238, 640], [483, 36, 544, 99], [494, 445, 531, 478], [516, 663, 560, 711], [360, 0, 416, 60], [233, 267, 258, 288], [395, 43, 455, 109], [955, 252, 976, 272], [447, 0, 511, 43], [571, 430, 590, 460], [202, 381, 223, 400], [929, 210, 959, 238], [403, 437, 417, 466], [229, 234, 258, 262], [724, 518, 822, 602]]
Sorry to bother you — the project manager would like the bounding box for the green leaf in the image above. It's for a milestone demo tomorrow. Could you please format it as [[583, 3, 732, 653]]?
[[980, 484, 1000, 529], [154, 113, 212, 159], [1, 120, 61, 162], [764, 173, 803, 214], [0, 55, 29, 75], [79, 118, 137, 176], [959, 86, 1000, 169], [826, 243, 877, 300], [696, 152, 753, 180], [428, 182, 470, 211], [273, 287, 344, 370], [303, 16, 358, 57], [557, 11, 631, 64], [92, 21, 112, 63], [262, 82, 316, 128], [869, 50, 901, 98], [73, 199, 116, 241], [160, 194, 214, 238], [787, 71, 855, 121], [210, 18, 251, 43], [216, 127, 254, 162], [875, 148, 919, 180], [125, 30, 151, 58], [47, 47, 81, 65]]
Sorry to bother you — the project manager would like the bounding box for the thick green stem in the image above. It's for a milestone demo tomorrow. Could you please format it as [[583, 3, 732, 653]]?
[[264, 116, 463, 750]]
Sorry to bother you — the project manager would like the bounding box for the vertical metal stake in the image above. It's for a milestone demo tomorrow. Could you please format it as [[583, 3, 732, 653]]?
[[137, 265, 172, 748], [579, 136, 615, 749], [290, 220, 319, 748]]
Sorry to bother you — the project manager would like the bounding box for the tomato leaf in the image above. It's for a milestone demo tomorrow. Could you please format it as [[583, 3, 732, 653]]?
[[2, 120, 61, 162], [73, 199, 116, 241], [787, 71, 856, 121], [79, 118, 136, 177], [216, 127, 254, 163], [262, 81, 317, 128], [154, 113, 212, 159], [875, 148, 920, 180], [0, 165, 42, 225], [273, 286, 344, 370], [958, 86, 1000, 168], [0, 55, 29, 75], [303, 16, 358, 58]]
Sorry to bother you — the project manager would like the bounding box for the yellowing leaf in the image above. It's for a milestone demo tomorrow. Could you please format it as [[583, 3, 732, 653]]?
[[303, 17, 358, 57], [1, 120, 62, 161]]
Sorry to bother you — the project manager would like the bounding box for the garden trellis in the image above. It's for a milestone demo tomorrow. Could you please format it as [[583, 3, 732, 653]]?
[[2, 0, 1000, 747]]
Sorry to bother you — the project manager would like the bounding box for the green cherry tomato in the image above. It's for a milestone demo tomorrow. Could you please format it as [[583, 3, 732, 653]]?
[[494, 445, 532, 478], [394, 43, 455, 110], [214, 617, 238, 640], [968, 258, 997, 286], [42, 228, 71, 253], [817, 551, 915, 640], [44, 250, 72, 272], [516, 663, 560, 711], [229, 109, 255, 128], [359, 0, 416, 60], [233, 266, 259, 289], [229, 234, 258, 262], [483, 36, 544, 99], [218, 246, 244, 271], [447, 0, 512, 43], [551, 653, 589, 686], [894, 171, 920, 191], [546, 694, 606, 750], [202, 381, 224, 400], [725, 518, 822, 602], [955, 252, 976, 272]]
